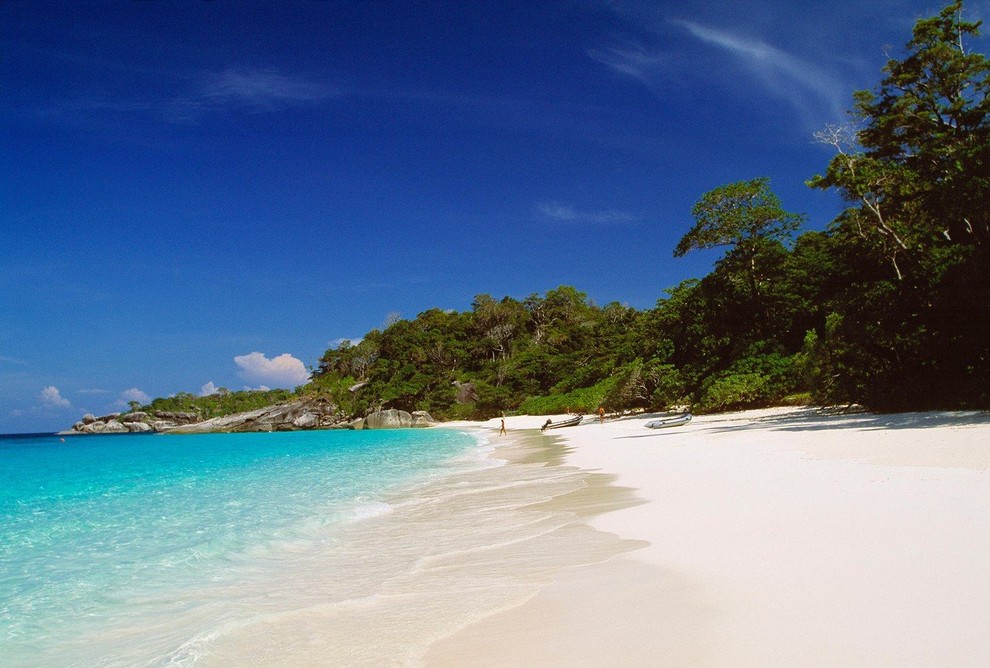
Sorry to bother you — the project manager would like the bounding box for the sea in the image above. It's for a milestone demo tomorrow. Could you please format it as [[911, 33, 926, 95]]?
[[0, 428, 638, 667]]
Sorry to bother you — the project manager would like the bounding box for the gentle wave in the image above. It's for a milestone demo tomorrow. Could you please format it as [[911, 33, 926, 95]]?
[[0, 428, 644, 666]]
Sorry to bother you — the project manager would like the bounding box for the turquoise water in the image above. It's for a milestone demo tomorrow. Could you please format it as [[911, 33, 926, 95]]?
[[0, 428, 480, 666]]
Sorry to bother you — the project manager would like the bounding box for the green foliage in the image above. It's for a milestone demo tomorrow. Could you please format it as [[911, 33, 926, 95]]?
[[695, 353, 800, 413], [675, 178, 804, 259], [518, 377, 613, 416], [145, 388, 296, 419], [644, 361, 687, 409]]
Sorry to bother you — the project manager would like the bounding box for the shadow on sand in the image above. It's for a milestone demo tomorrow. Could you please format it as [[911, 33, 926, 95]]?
[[605, 407, 990, 439]]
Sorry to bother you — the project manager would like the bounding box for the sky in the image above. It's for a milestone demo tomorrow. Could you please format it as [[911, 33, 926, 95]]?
[[2, 0, 984, 433]]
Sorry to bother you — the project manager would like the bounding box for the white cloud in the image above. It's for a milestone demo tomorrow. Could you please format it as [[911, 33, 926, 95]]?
[[537, 201, 637, 224], [243, 385, 271, 392], [672, 20, 845, 120], [200, 381, 220, 396], [117, 388, 151, 407], [590, 10, 847, 125], [234, 352, 310, 388], [588, 43, 671, 85], [40, 385, 71, 408]]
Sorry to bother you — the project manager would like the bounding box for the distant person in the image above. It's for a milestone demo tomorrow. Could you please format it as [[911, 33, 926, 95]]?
[[598, 406, 605, 424], [499, 415, 506, 436]]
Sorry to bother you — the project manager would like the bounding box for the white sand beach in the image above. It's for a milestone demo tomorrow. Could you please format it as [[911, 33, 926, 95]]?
[[426, 407, 990, 667]]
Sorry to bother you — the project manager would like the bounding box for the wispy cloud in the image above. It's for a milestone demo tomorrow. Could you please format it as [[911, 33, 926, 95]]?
[[588, 42, 671, 86], [673, 20, 845, 119], [537, 201, 637, 225], [165, 68, 342, 122], [199, 68, 340, 107], [200, 381, 220, 397], [0, 355, 29, 366], [590, 9, 848, 124]]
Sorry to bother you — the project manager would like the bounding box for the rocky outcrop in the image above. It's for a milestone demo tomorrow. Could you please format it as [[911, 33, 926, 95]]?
[[358, 409, 435, 429], [61, 410, 202, 436], [451, 381, 478, 404], [102, 419, 128, 433], [291, 412, 320, 429], [411, 411, 437, 427], [150, 411, 200, 425], [62, 398, 440, 435], [363, 409, 413, 429], [167, 399, 343, 434]]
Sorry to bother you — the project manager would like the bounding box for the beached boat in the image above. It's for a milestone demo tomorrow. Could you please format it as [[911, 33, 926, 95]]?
[[644, 413, 692, 429], [540, 415, 583, 431]]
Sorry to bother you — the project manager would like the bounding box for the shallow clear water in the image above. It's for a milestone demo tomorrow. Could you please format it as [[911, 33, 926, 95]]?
[[1, 428, 642, 667], [0, 429, 480, 666]]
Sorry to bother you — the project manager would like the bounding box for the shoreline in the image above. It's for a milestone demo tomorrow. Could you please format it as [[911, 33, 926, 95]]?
[[425, 407, 990, 666], [197, 423, 646, 666]]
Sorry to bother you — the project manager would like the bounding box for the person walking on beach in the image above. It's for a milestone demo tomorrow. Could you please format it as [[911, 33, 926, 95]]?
[[499, 414, 506, 436], [598, 406, 605, 424]]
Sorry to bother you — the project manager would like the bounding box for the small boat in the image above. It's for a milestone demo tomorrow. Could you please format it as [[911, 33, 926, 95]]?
[[541, 415, 583, 431], [644, 413, 692, 429]]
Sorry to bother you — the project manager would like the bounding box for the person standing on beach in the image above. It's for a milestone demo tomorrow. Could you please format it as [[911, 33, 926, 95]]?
[[499, 415, 506, 435], [598, 406, 605, 424]]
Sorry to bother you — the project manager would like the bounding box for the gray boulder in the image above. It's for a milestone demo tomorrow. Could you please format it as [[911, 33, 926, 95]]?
[[292, 412, 320, 429], [126, 421, 153, 433], [168, 399, 340, 433], [152, 411, 200, 425], [364, 409, 413, 429], [102, 420, 128, 433], [411, 411, 436, 427], [452, 381, 478, 404], [121, 412, 148, 423], [82, 421, 106, 433], [82, 413, 97, 424]]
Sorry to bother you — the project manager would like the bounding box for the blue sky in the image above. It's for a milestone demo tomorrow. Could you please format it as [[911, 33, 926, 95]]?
[[2, 0, 982, 433]]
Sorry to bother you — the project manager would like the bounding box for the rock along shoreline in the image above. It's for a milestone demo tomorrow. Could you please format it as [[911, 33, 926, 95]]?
[[60, 402, 437, 436]]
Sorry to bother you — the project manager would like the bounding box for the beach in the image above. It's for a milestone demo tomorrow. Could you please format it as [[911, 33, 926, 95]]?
[[426, 407, 990, 666], [3, 409, 987, 666]]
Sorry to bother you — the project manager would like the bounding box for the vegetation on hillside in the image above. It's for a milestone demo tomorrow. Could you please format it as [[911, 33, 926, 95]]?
[[144, 388, 296, 420], [142, 2, 990, 421]]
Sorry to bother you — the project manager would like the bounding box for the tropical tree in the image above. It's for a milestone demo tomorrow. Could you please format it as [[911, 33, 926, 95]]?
[[805, 0, 990, 408], [809, 1, 989, 275], [675, 178, 804, 339]]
